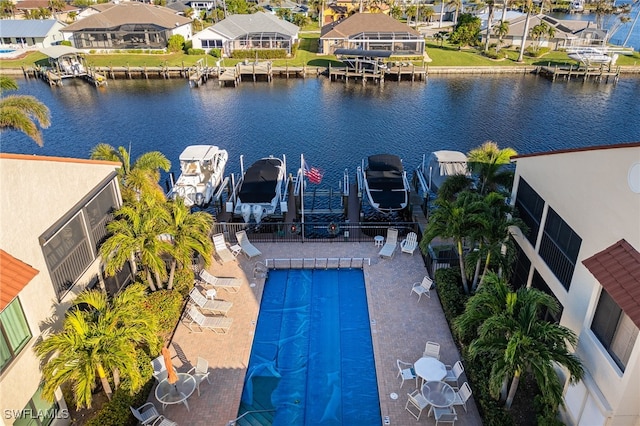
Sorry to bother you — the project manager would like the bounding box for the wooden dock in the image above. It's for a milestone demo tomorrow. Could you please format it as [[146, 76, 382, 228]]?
[[328, 63, 427, 83], [535, 63, 621, 83]]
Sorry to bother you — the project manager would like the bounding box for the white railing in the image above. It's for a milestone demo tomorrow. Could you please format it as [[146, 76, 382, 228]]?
[[264, 257, 371, 270]]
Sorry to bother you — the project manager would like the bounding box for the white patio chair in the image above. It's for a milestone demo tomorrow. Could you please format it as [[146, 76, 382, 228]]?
[[236, 230, 262, 258], [212, 233, 235, 263], [405, 389, 430, 421], [411, 276, 432, 302], [150, 354, 167, 383], [199, 269, 241, 293], [397, 359, 417, 389], [443, 360, 465, 389], [400, 232, 418, 255], [183, 306, 233, 334], [189, 287, 233, 316], [429, 406, 458, 425], [378, 228, 398, 258], [452, 382, 472, 413], [187, 356, 212, 396], [423, 341, 440, 360], [130, 402, 160, 425], [151, 415, 178, 426]]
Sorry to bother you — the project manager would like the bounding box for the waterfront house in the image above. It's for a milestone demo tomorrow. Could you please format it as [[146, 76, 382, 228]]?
[[320, 3, 348, 25], [319, 13, 425, 56], [0, 154, 123, 425], [61, 3, 192, 51], [191, 11, 299, 56], [0, 19, 67, 50], [509, 143, 640, 425], [12, 0, 81, 21]]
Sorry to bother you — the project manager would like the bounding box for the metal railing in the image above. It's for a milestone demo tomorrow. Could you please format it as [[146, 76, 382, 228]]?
[[226, 409, 275, 426]]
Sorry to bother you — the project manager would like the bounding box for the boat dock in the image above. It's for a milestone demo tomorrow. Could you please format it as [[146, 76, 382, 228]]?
[[328, 63, 428, 83], [535, 63, 621, 83]]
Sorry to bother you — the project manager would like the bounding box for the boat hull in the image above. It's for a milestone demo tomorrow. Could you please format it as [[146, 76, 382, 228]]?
[[168, 145, 228, 207], [362, 154, 410, 214], [234, 157, 285, 223]]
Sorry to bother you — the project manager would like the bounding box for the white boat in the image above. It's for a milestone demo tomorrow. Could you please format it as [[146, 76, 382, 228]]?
[[567, 47, 614, 65], [361, 154, 410, 214], [168, 145, 228, 207], [570, 0, 584, 12], [233, 156, 286, 224], [419, 150, 469, 193]]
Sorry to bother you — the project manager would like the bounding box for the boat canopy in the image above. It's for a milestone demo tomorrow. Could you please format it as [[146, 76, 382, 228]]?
[[365, 154, 407, 210], [430, 150, 468, 176], [239, 158, 282, 203], [39, 45, 83, 59], [179, 145, 223, 161], [334, 49, 393, 58]]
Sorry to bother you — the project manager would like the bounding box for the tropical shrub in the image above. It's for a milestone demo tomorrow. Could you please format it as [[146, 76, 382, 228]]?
[[232, 49, 288, 60], [167, 34, 185, 53], [60, 40, 72, 46], [187, 48, 205, 55], [208, 48, 222, 58], [143, 289, 184, 335]]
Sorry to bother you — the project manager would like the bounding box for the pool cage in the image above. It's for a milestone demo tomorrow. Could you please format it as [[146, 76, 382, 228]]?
[[348, 31, 425, 55], [227, 32, 295, 55]]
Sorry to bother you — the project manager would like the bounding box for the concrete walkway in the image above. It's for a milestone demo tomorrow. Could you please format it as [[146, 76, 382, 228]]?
[[150, 242, 482, 426]]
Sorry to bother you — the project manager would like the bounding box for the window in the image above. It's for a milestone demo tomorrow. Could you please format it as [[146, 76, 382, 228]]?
[[531, 270, 563, 323], [103, 261, 132, 297], [41, 178, 119, 301], [511, 244, 531, 289], [591, 289, 638, 371], [0, 298, 32, 373], [514, 178, 544, 245], [202, 39, 222, 48], [13, 386, 60, 426], [538, 208, 582, 290]]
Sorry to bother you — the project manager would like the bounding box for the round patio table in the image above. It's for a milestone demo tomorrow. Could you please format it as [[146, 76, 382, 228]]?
[[422, 381, 456, 408], [155, 373, 196, 412], [414, 356, 447, 384]]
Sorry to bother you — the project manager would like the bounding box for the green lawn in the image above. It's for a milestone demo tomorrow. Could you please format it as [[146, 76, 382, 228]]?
[[1, 36, 638, 70]]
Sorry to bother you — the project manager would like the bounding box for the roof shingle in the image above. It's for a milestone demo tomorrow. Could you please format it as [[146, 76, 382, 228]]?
[[0, 250, 39, 311], [583, 239, 640, 328]]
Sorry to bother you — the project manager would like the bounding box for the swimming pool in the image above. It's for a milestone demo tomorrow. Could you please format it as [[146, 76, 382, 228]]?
[[238, 268, 381, 425], [0, 49, 15, 54]]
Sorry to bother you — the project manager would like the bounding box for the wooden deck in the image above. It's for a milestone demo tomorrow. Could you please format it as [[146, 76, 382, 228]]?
[[535, 64, 621, 83]]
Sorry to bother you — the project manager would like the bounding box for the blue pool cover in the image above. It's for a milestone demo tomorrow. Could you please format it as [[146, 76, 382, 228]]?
[[239, 268, 381, 425]]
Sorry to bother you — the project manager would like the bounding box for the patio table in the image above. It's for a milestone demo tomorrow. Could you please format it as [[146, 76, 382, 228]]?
[[155, 373, 196, 412], [414, 356, 447, 385], [422, 380, 456, 408]]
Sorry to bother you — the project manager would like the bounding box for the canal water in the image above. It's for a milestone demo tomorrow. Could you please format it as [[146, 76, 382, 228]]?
[[2, 75, 639, 190]]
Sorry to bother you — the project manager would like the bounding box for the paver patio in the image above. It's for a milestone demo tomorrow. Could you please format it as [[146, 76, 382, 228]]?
[[148, 242, 482, 426]]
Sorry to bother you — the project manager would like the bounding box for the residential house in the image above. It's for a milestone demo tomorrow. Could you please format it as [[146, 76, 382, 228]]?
[[509, 143, 640, 425], [12, 0, 81, 21], [320, 13, 424, 56], [0, 19, 67, 49], [321, 3, 348, 25], [192, 11, 299, 56], [257, 0, 309, 18], [0, 153, 124, 425], [165, 0, 217, 18], [61, 3, 192, 51]]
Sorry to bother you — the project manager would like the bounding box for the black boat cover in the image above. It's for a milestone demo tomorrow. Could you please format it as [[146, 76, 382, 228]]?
[[365, 154, 407, 210], [239, 158, 282, 203]]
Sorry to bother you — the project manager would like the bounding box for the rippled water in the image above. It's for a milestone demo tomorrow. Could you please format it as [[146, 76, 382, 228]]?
[[2, 75, 640, 187]]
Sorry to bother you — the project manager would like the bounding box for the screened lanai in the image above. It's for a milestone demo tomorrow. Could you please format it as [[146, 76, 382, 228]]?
[[349, 31, 425, 55], [70, 24, 168, 50], [227, 31, 294, 54]]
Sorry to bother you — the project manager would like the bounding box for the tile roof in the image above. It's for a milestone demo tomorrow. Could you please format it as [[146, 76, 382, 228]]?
[[0, 19, 64, 38], [583, 239, 640, 329], [208, 11, 299, 39], [321, 13, 420, 38], [62, 3, 191, 32], [0, 250, 39, 311]]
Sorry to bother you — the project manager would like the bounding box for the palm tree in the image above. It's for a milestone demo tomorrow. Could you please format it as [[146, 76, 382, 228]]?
[[164, 200, 213, 289], [100, 196, 172, 291], [421, 191, 485, 294], [516, 0, 535, 62], [483, 0, 496, 52], [0, 77, 51, 147], [494, 20, 509, 48], [35, 283, 160, 409], [90, 144, 170, 201], [467, 141, 517, 195], [447, 0, 463, 25], [455, 274, 584, 410], [530, 21, 555, 50]]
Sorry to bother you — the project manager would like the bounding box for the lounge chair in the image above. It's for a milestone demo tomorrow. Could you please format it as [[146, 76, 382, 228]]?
[[236, 230, 262, 259], [199, 269, 242, 293], [212, 233, 235, 263], [411, 276, 433, 302], [400, 232, 418, 255], [378, 228, 398, 258], [184, 306, 233, 334], [189, 287, 233, 316]]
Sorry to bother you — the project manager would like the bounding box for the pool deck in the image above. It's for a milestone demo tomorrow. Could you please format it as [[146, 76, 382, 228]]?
[[153, 242, 482, 426]]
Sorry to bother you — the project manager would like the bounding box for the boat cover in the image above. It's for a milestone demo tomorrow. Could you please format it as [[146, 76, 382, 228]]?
[[239, 158, 282, 203], [430, 150, 468, 176], [179, 145, 222, 161], [365, 154, 406, 209]]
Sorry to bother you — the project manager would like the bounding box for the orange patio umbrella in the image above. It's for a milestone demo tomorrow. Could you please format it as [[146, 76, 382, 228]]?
[[162, 346, 178, 384]]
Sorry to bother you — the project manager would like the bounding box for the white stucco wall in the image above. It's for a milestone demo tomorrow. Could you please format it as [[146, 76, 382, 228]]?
[[0, 155, 120, 424], [511, 144, 640, 425]]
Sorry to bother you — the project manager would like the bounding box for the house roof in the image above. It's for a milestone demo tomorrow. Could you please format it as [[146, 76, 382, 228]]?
[[15, 0, 79, 12], [501, 13, 591, 39], [207, 11, 299, 39], [0, 250, 39, 311], [511, 142, 640, 161], [0, 152, 121, 167], [62, 3, 191, 32], [0, 19, 63, 38], [583, 239, 640, 329], [321, 13, 420, 38]]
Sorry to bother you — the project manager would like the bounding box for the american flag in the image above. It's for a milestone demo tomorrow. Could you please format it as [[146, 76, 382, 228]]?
[[304, 161, 324, 184]]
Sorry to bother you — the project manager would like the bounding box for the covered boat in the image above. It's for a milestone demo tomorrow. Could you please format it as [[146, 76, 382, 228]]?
[[168, 145, 228, 207], [362, 154, 409, 214], [420, 150, 469, 193], [233, 156, 286, 224]]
